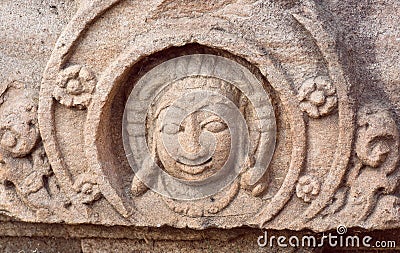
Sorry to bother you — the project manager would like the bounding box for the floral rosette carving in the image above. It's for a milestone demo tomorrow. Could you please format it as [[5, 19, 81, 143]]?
[[73, 173, 102, 205], [296, 175, 320, 203], [298, 76, 337, 118], [53, 65, 96, 109]]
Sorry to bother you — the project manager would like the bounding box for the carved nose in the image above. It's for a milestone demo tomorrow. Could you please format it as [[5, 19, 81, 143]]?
[[180, 114, 202, 154], [175, 113, 215, 165]]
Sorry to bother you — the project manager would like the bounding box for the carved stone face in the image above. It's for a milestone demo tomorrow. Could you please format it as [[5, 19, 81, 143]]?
[[0, 90, 39, 157], [156, 110, 231, 181], [149, 76, 242, 181]]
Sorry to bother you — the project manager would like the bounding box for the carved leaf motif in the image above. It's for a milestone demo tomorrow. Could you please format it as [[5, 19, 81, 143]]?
[[0, 86, 53, 212], [356, 107, 399, 169], [343, 105, 400, 222]]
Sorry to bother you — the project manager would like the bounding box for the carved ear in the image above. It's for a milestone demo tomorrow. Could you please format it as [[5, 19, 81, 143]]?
[[130, 164, 150, 197], [130, 115, 163, 197], [240, 165, 268, 197], [131, 145, 160, 197], [130, 174, 148, 197]]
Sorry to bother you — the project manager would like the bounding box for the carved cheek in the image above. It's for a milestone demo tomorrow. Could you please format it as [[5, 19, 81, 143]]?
[[155, 132, 177, 169], [212, 131, 231, 163]]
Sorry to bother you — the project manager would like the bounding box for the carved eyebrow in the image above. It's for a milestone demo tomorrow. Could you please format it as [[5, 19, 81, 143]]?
[[200, 115, 225, 127], [160, 121, 179, 129]]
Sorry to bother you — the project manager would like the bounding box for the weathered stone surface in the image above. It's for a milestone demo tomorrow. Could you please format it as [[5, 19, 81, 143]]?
[[1, 0, 400, 251]]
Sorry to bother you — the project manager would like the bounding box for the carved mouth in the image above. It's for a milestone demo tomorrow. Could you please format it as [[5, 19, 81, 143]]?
[[177, 156, 212, 166], [176, 157, 213, 175]]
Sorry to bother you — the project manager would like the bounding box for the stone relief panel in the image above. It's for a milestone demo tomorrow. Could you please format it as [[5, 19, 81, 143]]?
[[0, 0, 398, 232], [0, 82, 59, 221]]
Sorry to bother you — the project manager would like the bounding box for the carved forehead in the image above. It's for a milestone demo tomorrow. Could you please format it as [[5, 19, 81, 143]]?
[[165, 76, 240, 99], [150, 76, 244, 119]]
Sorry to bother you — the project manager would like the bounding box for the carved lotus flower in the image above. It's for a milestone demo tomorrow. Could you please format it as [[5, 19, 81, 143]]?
[[73, 173, 102, 204], [53, 65, 96, 109], [296, 175, 320, 203], [298, 76, 337, 118]]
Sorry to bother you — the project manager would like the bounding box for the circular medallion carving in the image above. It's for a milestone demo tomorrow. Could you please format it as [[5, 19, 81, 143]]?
[[123, 54, 276, 201]]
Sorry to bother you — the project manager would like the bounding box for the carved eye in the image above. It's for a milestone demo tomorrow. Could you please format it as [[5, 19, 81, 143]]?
[[161, 123, 180, 135], [203, 121, 227, 133]]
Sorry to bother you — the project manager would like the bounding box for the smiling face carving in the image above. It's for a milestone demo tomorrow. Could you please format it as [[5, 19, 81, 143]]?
[[157, 110, 230, 181], [148, 76, 242, 181], [126, 54, 275, 205]]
